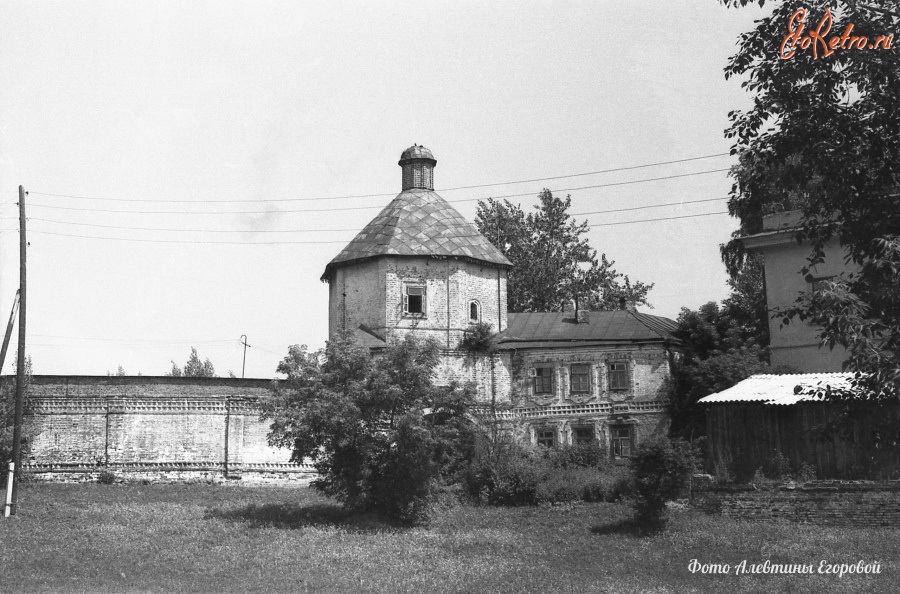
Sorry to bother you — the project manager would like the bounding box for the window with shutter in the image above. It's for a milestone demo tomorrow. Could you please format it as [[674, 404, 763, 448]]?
[[404, 285, 426, 316]]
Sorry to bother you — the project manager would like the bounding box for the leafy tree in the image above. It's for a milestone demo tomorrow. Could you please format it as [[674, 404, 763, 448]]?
[[667, 258, 782, 439], [721, 1, 900, 398], [667, 306, 772, 440], [260, 333, 475, 524], [476, 189, 653, 312], [167, 347, 216, 377]]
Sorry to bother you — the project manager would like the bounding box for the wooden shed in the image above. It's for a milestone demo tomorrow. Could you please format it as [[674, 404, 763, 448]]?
[[699, 374, 900, 480]]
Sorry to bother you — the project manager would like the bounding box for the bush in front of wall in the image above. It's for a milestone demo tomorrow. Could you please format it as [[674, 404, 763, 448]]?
[[97, 469, 117, 485], [630, 436, 698, 532]]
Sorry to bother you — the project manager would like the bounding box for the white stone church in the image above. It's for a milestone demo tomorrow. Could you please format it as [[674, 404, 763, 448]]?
[[321, 145, 679, 457]]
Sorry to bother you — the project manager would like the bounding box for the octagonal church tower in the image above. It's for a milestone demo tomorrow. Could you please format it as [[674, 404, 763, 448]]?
[[321, 145, 512, 351]]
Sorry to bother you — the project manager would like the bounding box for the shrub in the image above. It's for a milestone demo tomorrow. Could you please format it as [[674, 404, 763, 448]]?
[[458, 322, 496, 353], [542, 442, 608, 470], [460, 438, 630, 506], [535, 467, 609, 504], [599, 466, 634, 502], [630, 436, 698, 532], [459, 438, 545, 506], [97, 469, 117, 485]]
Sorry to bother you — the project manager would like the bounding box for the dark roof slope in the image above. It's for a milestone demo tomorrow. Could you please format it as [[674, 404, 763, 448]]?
[[322, 189, 512, 279], [495, 310, 678, 349]]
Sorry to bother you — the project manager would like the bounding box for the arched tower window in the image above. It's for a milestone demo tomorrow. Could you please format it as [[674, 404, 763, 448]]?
[[469, 300, 480, 322]]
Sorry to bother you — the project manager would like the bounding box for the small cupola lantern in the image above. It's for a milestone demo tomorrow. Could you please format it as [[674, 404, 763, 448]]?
[[399, 144, 436, 191]]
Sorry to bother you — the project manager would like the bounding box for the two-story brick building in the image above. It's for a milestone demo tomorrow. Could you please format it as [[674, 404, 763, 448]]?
[[320, 145, 680, 456]]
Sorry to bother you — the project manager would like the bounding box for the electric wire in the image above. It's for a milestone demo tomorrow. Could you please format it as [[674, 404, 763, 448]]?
[[28, 211, 730, 244], [26, 169, 730, 215], [27, 153, 730, 203], [27, 197, 726, 234]]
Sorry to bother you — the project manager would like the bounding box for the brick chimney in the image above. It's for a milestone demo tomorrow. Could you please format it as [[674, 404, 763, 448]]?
[[567, 296, 589, 323]]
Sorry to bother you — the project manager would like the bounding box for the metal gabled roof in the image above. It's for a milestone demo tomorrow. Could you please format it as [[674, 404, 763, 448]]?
[[321, 189, 512, 279], [494, 310, 678, 347], [697, 373, 855, 405]]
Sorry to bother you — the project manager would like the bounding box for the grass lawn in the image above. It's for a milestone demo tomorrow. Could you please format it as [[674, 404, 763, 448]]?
[[0, 483, 897, 593]]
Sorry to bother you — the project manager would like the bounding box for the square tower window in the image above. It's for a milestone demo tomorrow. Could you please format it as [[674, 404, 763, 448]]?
[[404, 285, 426, 315]]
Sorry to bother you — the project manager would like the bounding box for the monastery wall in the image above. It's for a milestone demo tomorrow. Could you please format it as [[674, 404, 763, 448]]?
[[6, 376, 313, 483]]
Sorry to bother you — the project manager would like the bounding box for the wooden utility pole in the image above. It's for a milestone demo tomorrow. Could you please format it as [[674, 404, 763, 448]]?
[[240, 335, 248, 378], [9, 185, 27, 516]]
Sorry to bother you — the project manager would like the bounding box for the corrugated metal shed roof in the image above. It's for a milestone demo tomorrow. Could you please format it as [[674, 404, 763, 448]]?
[[495, 310, 678, 348], [697, 373, 855, 405], [321, 189, 512, 279]]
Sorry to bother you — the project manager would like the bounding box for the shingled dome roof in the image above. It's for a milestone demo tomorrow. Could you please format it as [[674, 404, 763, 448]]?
[[399, 144, 436, 164], [321, 188, 512, 279]]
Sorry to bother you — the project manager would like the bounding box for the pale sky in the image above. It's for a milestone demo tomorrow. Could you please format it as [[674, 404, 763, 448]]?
[[0, 1, 771, 377]]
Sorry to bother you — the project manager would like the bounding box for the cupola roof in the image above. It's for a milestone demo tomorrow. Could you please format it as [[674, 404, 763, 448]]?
[[321, 190, 511, 280], [399, 144, 436, 165], [321, 146, 512, 280]]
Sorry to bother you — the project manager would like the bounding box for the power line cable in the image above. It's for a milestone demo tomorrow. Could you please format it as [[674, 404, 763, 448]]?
[[27, 168, 730, 215], [586, 211, 727, 227], [27, 153, 730, 203], [28, 197, 726, 234], [28, 211, 731, 245], [29, 333, 237, 344], [29, 229, 352, 244]]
